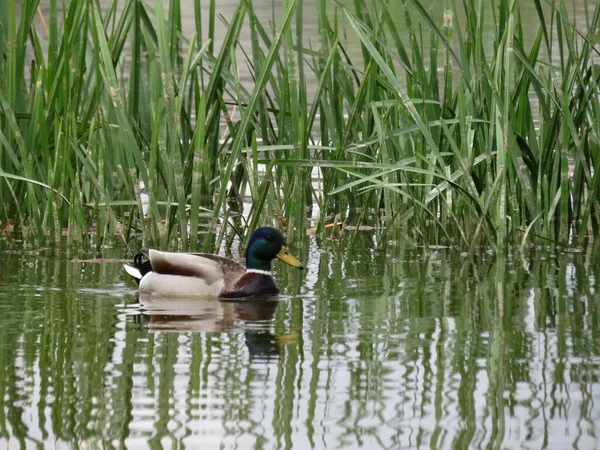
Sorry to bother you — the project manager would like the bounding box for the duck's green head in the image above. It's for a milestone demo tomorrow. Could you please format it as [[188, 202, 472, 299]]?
[[246, 227, 304, 272]]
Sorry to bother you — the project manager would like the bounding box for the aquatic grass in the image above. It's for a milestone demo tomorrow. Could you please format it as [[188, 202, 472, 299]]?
[[0, 0, 599, 250]]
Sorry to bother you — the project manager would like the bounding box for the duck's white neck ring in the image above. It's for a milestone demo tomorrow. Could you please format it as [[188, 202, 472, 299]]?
[[246, 269, 273, 276]]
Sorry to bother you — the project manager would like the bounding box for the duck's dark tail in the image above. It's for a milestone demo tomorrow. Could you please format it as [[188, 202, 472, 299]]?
[[123, 250, 153, 285]]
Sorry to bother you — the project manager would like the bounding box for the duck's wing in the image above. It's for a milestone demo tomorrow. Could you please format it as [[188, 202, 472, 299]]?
[[149, 250, 246, 289], [189, 253, 247, 291]]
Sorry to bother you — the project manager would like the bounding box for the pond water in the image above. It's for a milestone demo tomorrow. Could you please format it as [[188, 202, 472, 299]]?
[[1, 234, 600, 449]]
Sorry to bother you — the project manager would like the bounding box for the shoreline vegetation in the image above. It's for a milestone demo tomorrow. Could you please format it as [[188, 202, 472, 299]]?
[[0, 0, 599, 251]]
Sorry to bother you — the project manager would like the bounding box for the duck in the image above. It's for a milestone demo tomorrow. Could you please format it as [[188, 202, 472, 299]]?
[[123, 227, 304, 298]]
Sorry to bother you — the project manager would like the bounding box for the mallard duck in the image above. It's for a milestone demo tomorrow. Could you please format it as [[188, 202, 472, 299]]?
[[123, 227, 304, 298]]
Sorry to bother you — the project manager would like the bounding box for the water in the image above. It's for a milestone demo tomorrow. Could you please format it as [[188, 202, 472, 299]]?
[[1, 235, 600, 449]]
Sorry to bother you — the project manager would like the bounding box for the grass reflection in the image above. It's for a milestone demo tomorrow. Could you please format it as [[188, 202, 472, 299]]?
[[0, 238, 599, 448]]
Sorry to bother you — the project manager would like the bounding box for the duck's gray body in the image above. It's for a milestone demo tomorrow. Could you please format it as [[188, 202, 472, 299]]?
[[124, 250, 248, 297]]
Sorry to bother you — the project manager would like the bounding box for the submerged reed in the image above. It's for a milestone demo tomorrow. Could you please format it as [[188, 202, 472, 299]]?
[[0, 0, 598, 250]]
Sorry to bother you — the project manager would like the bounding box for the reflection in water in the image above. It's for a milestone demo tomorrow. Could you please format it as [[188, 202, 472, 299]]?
[[0, 237, 600, 448], [138, 296, 295, 359]]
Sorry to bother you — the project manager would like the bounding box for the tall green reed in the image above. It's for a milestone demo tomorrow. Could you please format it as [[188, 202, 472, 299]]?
[[0, 0, 598, 250]]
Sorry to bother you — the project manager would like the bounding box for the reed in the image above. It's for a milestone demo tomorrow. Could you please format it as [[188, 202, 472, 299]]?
[[0, 0, 598, 249]]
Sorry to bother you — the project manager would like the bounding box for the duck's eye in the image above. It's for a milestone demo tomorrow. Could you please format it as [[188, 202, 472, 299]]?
[[265, 235, 273, 241]]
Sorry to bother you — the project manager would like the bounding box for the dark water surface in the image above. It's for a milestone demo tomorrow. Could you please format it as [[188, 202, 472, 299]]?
[[1, 235, 600, 449]]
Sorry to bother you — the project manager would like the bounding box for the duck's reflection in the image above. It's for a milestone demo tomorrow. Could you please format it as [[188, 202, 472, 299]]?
[[136, 295, 296, 359]]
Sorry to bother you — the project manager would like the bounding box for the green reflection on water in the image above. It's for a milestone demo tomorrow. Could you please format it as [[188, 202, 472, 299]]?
[[1, 237, 600, 449]]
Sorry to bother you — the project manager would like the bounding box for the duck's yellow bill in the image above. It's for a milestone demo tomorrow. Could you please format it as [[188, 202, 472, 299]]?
[[276, 246, 304, 269]]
